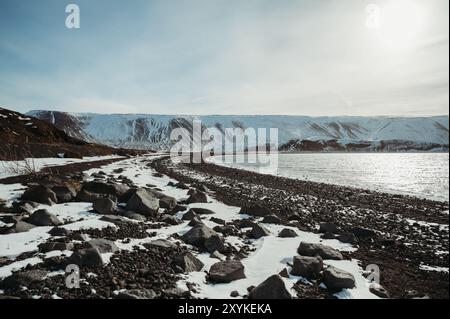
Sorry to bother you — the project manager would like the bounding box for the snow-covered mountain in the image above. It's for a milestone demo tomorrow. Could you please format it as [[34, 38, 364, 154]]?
[[27, 110, 449, 152]]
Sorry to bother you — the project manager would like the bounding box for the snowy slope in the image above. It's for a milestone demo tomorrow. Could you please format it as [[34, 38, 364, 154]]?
[[27, 111, 449, 151]]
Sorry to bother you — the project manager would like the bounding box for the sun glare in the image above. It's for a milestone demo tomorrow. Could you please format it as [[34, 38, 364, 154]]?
[[374, 0, 426, 51]]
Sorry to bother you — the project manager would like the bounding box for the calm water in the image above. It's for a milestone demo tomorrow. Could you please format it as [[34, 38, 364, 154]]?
[[208, 153, 449, 202]]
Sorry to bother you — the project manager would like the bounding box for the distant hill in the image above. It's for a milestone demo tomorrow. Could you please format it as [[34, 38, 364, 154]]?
[[27, 110, 449, 152], [0, 107, 139, 160]]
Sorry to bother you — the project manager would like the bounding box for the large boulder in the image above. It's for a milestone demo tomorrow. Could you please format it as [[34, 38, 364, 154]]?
[[52, 185, 77, 203], [278, 228, 298, 238], [248, 275, 291, 299], [48, 227, 72, 237], [21, 185, 57, 205], [10, 221, 36, 233], [182, 224, 221, 252], [1, 270, 48, 289], [126, 189, 159, 216], [369, 283, 390, 298], [186, 190, 208, 204], [143, 239, 177, 250], [204, 234, 225, 253], [250, 224, 271, 239], [67, 248, 104, 267], [262, 214, 282, 224], [337, 232, 358, 245], [209, 260, 246, 283], [323, 266, 356, 292], [291, 256, 323, 278], [93, 197, 118, 215], [82, 181, 130, 200], [319, 222, 338, 234], [351, 227, 377, 239], [174, 251, 204, 272], [297, 242, 343, 260], [87, 239, 119, 253], [239, 204, 272, 217], [27, 209, 62, 226], [38, 242, 74, 253], [159, 196, 177, 210], [75, 190, 107, 203]]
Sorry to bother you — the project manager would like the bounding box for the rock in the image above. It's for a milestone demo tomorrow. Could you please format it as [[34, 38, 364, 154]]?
[[369, 283, 390, 298], [122, 211, 147, 222], [126, 189, 159, 216], [11, 201, 37, 214], [291, 256, 323, 278], [279, 268, 289, 278], [170, 204, 188, 214], [174, 251, 204, 272], [52, 185, 77, 203], [337, 232, 358, 245], [262, 214, 282, 224], [213, 225, 239, 236], [319, 222, 338, 234], [38, 242, 74, 253], [175, 182, 190, 190], [161, 214, 180, 225], [351, 227, 377, 239], [230, 290, 239, 298], [186, 190, 208, 204], [209, 260, 246, 283], [67, 248, 104, 267], [48, 227, 72, 237], [21, 185, 57, 205], [75, 189, 106, 203], [144, 239, 178, 250], [188, 216, 204, 227], [159, 196, 177, 210], [182, 224, 218, 251], [82, 181, 130, 199], [323, 266, 356, 292], [210, 217, 226, 225], [188, 207, 215, 215], [297, 242, 343, 260], [321, 232, 336, 240], [93, 197, 118, 215], [117, 289, 157, 299], [235, 219, 257, 229], [250, 224, 271, 239], [278, 228, 298, 238], [248, 275, 291, 299], [163, 287, 191, 298], [27, 209, 62, 226], [204, 234, 225, 253], [99, 215, 132, 225], [11, 221, 36, 233], [88, 239, 119, 253], [1, 270, 48, 289], [239, 204, 272, 217], [182, 210, 197, 221]]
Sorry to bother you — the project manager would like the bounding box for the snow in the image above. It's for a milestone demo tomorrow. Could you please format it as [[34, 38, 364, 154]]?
[[419, 265, 449, 273]]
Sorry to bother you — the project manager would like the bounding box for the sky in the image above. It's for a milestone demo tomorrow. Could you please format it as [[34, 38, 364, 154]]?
[[0, 0, 448, 116]]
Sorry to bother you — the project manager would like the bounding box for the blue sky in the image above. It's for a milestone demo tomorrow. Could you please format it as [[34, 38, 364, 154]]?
[[0, 0, 448, 115]]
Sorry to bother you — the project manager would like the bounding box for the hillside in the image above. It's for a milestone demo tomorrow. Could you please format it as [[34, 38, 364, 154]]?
[[0, 107, 140, 160], [28, 110, 449, 152]]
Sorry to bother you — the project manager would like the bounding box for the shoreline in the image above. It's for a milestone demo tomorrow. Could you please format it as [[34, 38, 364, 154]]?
[[151, 156, 449, 298]]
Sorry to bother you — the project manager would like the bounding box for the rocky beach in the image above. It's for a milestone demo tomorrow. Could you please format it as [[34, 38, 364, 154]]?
[[0, 154, 448, 299]]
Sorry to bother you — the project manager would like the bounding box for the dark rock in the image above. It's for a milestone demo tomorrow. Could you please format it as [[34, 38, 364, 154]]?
[[351, 227, 377, 239], [27, 209, 62, 226], [278, 228, 298, 238], [159, 196, 177, 210], [230, 290, 239, 297], [88, 238, 119, 253], [1, 270, 48, 289], [48, 227, 72, 237], [262, 214, 282, 224], [188, 207, 215, 215], [161, 214, 180, 225], [213, 225, 239, 236], [239, 204, 272, 217], [126, 189, 159, 216], [182, 210, 197, 221], [174, 251, 204, 272], [10, 221, 36, 233], [210, 217, 226, 225], [188, 216, 204, 227], [175, 182, 190, 190], [99, 215, 133, 225], [319, 222, 338, 234], [143, 239, 177, 250], [209, 260, 246, 283], [369, 283, 390, 298], [248, 275, 291, 299], [21, 185, 57, 205], [182, 225, 218, 251], [291, 256, 323, 278], [297, 242, 343, 260], [67, 248, 104, 267], [83, 181, 130, 199], [38, 242, 74, 253], [323, 266, 356, 291], [279, 268, 289, 278], [75, 189, 106, 203], [337, 232, 358, 245], [321, 232, 336, 240], [52, 185, 77, 203], [117, 289, 157, 299], [250, 224, 271, 239], [93, 197, 118, 215], [122, 211, 147, 222], [204, 234, 225, 253], [186, 190, 208, 204]]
